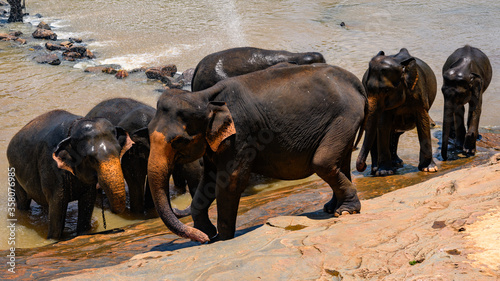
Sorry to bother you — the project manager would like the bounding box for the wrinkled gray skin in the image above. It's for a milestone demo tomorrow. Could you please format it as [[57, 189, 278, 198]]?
[[7, 110, 130, 239], [441, 45, 492, 160], [191, 47, 326, 91], [356, 48, 438, 176], [86, 98, 202, 215], [148, 63, 366, 243]]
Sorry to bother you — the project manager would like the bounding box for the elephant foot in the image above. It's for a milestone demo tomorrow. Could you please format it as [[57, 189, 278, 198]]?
[[333, 197, 361, 217], [419, 161, 438, 173], [375, 168, 394, 176], [323, 197, 338, 214], [323, 192, 360, 217], [392, 156, 404, 168]]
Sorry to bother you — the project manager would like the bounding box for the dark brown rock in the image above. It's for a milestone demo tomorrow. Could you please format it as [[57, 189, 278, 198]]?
[[32, 28, 57, 40], [69, 37, 82, 43], [34, 53, 61, 65], [45, 42, 67, 51], [102, 67, 118, 74], [37, 21, 51, 30], [84, 48, 95, 59], [9, 30, 22, 37], [63, 51, 82, 61], [60, 41, 73, 48], [145, 64, 178, 85], [115, 69, 129, 79]]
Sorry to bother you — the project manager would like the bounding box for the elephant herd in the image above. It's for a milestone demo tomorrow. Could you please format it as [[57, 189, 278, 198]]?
[[7, 45, 492, 243]]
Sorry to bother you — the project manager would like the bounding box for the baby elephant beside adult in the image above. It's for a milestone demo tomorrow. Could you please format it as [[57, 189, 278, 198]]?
[[148, 63, 367, 243], [86, 98, 202, 214], [356, 48, 438, 176], [441, 45, 492, 160], [191, 47, 326, 91], [7, 110, 132, 239]]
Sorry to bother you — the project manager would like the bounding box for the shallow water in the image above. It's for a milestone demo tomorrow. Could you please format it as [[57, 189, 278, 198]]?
[[1, 0, 499, 249]]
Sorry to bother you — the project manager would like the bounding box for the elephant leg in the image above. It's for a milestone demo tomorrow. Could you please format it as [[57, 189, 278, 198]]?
[[369, 137, 379, 175], [323, 144, 353, 213], [464, 96, 482, 156], [375, 112, 394, 176], [390, 131, 404, 168], [123, 156, 145, 213], [416, 108, 438, 172], [191, 158, 217, 239], [185, 160, 203, 198], [454, 105, 466, 150], [143, 180, 154, 210], [215, 160, 251, 241], [46, 187, 69, 239], [77, 185, 96, 234], [14, 179, 31, 210], [314, 130, 360, 215]]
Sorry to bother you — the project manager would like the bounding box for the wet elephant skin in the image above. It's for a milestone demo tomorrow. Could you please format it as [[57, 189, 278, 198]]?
[[7, 110, 130, 239]]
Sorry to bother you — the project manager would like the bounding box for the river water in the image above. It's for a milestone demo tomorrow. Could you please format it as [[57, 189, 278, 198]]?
[[1, 0, 499, 249]]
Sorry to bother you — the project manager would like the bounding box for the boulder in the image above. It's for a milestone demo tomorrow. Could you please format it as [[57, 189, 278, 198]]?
[[69, 37, 82, 43], [32, 28, 57, 40], [115, 69, 129, 79], [60, 41, 73, 48], [45, 42, 67, 51], [34, 53, 61, 65], [145, 64, 178, 83], [9, 31, 22, 37], [37, 21, 51, 30], [176, 68, 195, 85]]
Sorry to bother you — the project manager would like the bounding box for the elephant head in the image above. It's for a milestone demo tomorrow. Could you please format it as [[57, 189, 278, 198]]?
[[441, 58, 483, 160], [52, 118, 133, 214], [147, 88, 235, 243], [356, 48, 420, 172]]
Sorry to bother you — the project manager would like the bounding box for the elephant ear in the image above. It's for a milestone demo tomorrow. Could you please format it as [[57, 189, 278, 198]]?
[[401, 57, 419, 91], [130, 127, 150, 149], [52, 137, 77, 175], [115, 127, 135, 159], [206, 101, 236, 152]]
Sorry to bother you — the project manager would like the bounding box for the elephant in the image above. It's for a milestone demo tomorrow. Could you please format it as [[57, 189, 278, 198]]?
[[356, 48, 438, 176], [191, 47, 326, 91], [441, 45, 492, 160], [86, 98, 202, 214], [7, 110, 132, 239], [147, 63, 367, 242]]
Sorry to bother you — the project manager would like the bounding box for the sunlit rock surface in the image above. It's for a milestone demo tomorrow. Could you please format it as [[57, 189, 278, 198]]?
[[3, 135, 499, 280]]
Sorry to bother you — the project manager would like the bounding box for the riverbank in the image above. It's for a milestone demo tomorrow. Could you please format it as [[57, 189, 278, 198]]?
[[56, 153, 500, 281], [2, 146, 498, 280]]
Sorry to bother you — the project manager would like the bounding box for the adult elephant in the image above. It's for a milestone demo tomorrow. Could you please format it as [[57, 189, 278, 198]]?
[[148, 63, 366, 242], [356, 48, 438, 176], [441, 45, 492, 160], [86, 98, 202, 214], [191, 47, 326, 91], [7, 110, 132, 239]]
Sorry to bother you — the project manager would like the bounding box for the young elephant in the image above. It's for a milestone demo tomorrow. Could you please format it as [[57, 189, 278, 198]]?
[[7, 110, 132, 239], [356, 48, 438, 176], [86, 98, 202, 214], [148, 63, 366, 242], [191, 47, 326, 91], [441, 45, 492, 160]]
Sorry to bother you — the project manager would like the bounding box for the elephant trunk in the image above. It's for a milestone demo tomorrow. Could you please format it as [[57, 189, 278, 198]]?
[[356, 97, 378, 172], [441, 101, 455, 161], [97, 157, 127, 214], [148, 131, 209, 243]]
